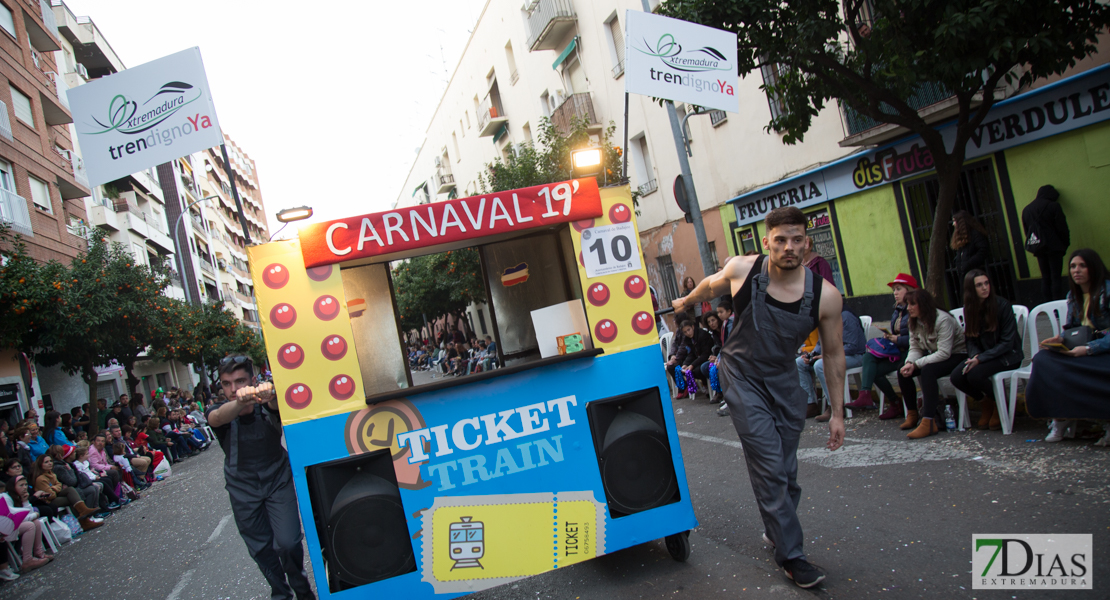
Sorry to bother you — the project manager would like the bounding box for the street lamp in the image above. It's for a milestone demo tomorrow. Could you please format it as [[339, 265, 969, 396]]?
[[571, 147, 603, 177], [270, 205, 315, 241], [173, 195, 218, 305], [276, 206, 313, 223]]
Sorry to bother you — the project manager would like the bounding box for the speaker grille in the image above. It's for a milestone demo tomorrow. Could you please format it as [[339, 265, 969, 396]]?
[[327, 473, 415, 585], [599, 411, 678, 514]]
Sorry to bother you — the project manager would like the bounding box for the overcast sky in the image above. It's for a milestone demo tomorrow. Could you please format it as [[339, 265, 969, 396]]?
[[63, 0, 488, 232]]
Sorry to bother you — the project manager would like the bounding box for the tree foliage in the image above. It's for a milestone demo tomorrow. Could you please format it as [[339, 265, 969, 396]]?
[[480, 117, 637, 209], [392, 249, 485, 333], [658, 0, 1110, 297]]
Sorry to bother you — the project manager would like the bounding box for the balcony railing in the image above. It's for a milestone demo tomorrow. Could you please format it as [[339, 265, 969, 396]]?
[[841, 81, 953, 136], [0, 101, 11, 142], [709, 110, 728, 127], [199, 258, 215, 276], [70, 153, 89, 188], [437, 172, 456, 195], [477, 93, 508, 137], [39, 0, 59, 41], [0, 188, 35, 237], [638, 179, 658, 196], [550, 93, 599, 137], [525, 0, 576, 52], [612, 60, 624, 79]]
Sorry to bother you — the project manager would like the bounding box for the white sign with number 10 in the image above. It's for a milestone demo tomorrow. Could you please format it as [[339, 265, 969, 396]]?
[[582, 223, 642, 279]]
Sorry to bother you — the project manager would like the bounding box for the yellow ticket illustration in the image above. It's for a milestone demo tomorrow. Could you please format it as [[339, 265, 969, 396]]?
[[419, 492, 607, 594]]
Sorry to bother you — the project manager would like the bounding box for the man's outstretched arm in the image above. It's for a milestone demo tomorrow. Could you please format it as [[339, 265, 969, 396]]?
[[816, 282, 845, 451]]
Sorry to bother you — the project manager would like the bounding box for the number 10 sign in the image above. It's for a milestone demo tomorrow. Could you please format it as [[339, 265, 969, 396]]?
[[581, 223, 642, 278]]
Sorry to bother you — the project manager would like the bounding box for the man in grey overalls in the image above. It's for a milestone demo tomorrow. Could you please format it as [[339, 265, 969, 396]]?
[[675, 207, 845, 589], [207, 355, 315, 600]]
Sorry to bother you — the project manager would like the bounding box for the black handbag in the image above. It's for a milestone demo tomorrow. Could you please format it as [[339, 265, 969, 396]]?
[[1062, 326, 1092, 350]]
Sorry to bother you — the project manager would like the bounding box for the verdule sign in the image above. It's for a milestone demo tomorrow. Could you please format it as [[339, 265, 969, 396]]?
[[624, 11, 739, 113], [299, 179, 604, 268], [67, 47, 224, 188]]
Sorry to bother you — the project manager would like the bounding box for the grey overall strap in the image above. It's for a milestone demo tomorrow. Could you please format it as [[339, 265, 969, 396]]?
[[800, 267, 816, 317], [750, 257, 771, 332]]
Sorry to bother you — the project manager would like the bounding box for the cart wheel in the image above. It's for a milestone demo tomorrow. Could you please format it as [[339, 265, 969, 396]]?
[[665, 530, 691, 562]]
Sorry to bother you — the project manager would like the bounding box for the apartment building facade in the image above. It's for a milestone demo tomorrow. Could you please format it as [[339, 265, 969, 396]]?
[[394, 0, 855, 310], [399, 0, 1109, 319], [0, 0, 94, 423]]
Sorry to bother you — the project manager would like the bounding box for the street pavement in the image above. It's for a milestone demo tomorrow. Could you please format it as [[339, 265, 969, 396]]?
[[5, 396, 1106, 599]]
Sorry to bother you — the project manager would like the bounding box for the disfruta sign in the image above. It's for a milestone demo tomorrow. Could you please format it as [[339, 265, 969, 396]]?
[[299, 179, 604, 268]]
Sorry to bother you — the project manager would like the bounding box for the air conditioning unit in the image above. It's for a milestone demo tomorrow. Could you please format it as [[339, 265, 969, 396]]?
[[434, 156, 442, 167], [76, 63, 89, 79]]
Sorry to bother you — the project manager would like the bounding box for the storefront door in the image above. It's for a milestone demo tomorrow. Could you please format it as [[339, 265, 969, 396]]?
[[901, 159, 1018, 307]]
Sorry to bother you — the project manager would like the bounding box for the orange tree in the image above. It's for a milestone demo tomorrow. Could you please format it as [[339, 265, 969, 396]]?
[[150, 299, 266, 382], [0, 225, 51, 353], [392, 249, 485, 336]]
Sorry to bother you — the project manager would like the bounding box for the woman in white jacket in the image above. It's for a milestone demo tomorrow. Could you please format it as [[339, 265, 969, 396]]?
[[896, 289, 968, 439]]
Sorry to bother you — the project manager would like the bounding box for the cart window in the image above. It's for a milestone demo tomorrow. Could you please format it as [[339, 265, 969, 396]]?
[[341, 263, 410, 394], [483, 233, 570, 362]]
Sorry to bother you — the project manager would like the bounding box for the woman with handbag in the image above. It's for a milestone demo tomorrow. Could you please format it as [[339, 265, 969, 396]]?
[[949, 270, 1024, 431], [1027, 248, 1110, 445], [32, 454, 99, 518], [848, 274, 916, 418]]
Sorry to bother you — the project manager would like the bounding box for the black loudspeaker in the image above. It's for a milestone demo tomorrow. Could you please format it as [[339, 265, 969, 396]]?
[[306, 450, 416, 592], [587, 387, 680, 517]]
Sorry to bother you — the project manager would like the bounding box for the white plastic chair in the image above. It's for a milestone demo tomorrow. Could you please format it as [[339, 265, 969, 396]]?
[[1008, 300, 1068, 418], [837, 315, 874, 418], [951, 305, 1030, 434], [38, 516, 60, 554]]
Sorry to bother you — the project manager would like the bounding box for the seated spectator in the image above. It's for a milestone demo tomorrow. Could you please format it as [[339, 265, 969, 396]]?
[[88, 433, 124, 493], [1027, 248, 1110, 445], [9, 427, 33, 473], [129, 425, 166, 473], [128, 393, 150, 422], [47, 444, 102, 511], [32, 453, 98, 518], [897, 289, 968, 439], [4, 458, 25, 480], [59, 413, 76, 441], [663, 325, 690, 396], [852, 274, 915, 418], [674, 319, 713, 398], [73, 405, 90, 433], [144, 418, 175, 463], [73, 446, 121, 509], [716, 298, 735, 340], [697, 312, 724, 383], [108, 427, 151, 488], [949, 270, 1024, 431], [23, 421, 50, 461], [40, 411, 74, 449], [162, 410, 201, 455], [1, 476, 52, 572], [798, 305, 867, 421]]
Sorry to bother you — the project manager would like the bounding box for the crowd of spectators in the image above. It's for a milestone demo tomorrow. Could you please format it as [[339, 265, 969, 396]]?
[[0, 385, 220, 580], [409, 335, 500, 378], [668, 247, 1109, 446]]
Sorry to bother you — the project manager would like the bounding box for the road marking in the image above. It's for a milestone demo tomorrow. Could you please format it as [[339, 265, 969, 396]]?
[[207, 514, 233, 545], [166, 569, 194, 600], [677, 430, 742, 449], [23, 587, 50, 600], [677, 431, 973, 468]]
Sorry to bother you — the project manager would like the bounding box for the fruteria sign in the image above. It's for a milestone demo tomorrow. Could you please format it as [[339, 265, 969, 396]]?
[[299, 179, 604, 268], [624, 11, 739, 113], [67, 47, 224, 188]]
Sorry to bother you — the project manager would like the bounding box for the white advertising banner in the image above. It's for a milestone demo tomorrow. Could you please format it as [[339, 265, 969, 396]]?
[[624, 11, 739, 113], [67, 47, 223, 187]]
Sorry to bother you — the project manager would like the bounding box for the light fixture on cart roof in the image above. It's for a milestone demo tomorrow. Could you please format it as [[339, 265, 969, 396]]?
[[276, 206, 314, 223], [571, 146, 603, 178]]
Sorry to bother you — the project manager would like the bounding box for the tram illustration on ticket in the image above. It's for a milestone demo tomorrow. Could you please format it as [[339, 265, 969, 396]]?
[[419, 491, 607, 594]]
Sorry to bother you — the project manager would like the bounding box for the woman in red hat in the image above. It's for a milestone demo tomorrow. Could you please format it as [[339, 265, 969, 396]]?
[[847, 274, 917, 418]]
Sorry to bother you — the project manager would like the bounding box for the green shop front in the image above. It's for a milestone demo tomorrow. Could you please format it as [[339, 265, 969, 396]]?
[[723, 65, 1110, 316]]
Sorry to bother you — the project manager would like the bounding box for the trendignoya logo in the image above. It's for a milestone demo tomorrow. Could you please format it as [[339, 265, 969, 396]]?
[[85, 82, 201, 135], [635, 33, 730, 73], [972, 534, 1091, 589]]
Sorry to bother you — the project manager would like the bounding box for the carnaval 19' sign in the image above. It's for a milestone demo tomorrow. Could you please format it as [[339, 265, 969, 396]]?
[[624, 11, 739, 113], [67, 48, 224, 188], [299, 179, 604, 268]]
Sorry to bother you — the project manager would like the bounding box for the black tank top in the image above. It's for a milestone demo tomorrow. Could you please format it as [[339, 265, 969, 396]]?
[[732, 255, 822, 320]]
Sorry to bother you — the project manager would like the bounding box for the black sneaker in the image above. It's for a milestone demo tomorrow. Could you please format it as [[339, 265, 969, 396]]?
[[783, 558, 825, 589]]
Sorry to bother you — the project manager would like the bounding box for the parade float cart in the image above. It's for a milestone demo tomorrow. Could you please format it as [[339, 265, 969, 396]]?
[[247, 179, 698, 598]]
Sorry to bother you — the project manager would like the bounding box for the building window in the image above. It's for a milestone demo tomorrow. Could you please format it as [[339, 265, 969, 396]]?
[[465, 110, 471, 129], [522, 122, 532, 144], [707, 241, 720, 273], [0, 159, 14, 191], [451, 133, 460, 162], [605, 13, 625, 78], [459, 119, 464, 137], [539, 91, 552, 117], [656, 255, 680, 304], [759, 60, 791, 121], [630, 134, 656, 196], [28, 175, 50, 212], [9, 85, 33, 128], [0, 3, 15, 39], [505, 40, 518, 85]]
